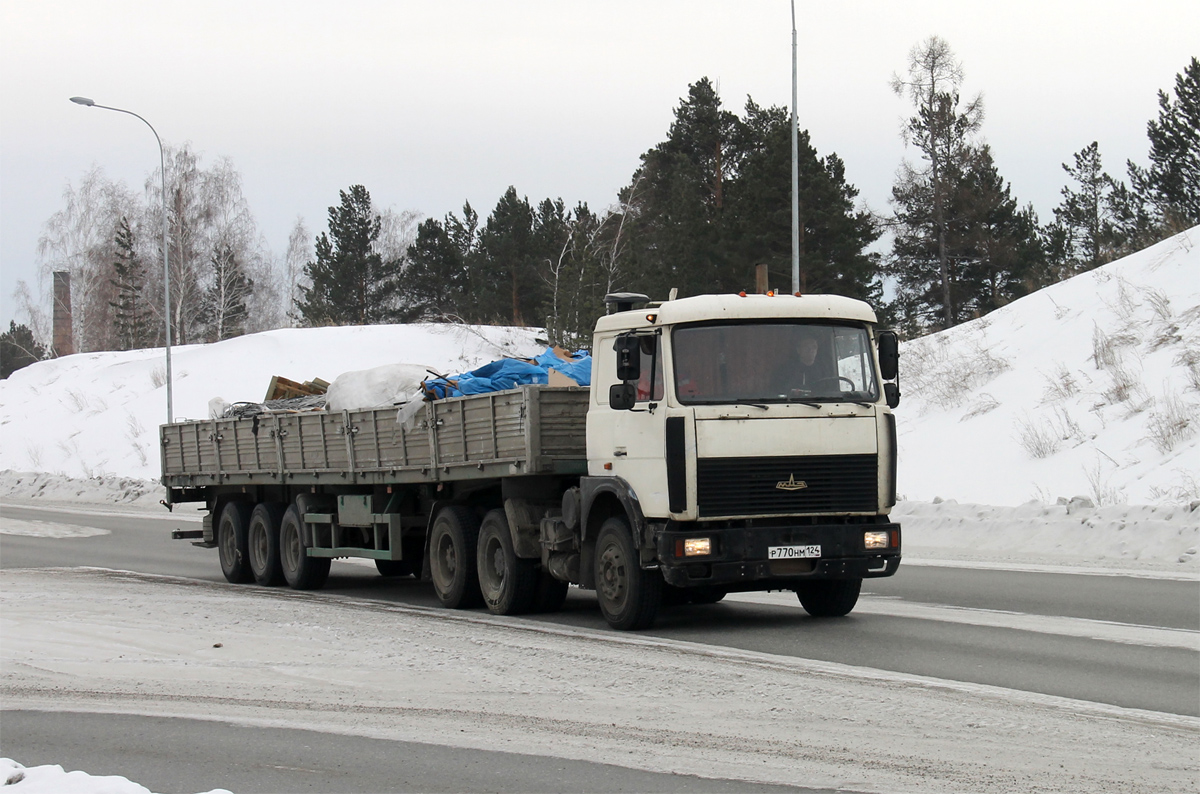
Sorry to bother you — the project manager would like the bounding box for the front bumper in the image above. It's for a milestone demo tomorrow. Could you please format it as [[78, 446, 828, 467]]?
[[657, 521, 901, 590]]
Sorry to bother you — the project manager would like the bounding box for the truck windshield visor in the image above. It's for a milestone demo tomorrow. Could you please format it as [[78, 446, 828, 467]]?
[[672, 322, 880, 404]]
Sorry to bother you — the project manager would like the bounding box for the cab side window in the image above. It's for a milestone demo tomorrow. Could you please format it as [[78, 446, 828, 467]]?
[[636, 335, 663, 401]]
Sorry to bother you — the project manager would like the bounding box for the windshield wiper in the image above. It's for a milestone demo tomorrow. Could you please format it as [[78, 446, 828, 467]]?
[[730, 399, 769, 410]]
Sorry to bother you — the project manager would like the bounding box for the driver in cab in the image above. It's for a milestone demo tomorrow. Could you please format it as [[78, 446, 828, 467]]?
[[773, 330, 834, 396]]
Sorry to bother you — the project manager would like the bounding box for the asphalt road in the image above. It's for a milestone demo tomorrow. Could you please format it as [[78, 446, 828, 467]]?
[[2, 502, 1197, 718], [2, 501, 1198, 792], [0, 711, 826, 794]]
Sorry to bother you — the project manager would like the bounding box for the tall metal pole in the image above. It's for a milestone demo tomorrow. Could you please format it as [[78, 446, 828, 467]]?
[[70, 97, 173, 423], [790, 1, 800, 295]]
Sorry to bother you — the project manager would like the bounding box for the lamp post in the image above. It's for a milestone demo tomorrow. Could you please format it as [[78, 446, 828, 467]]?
[[70, 96, 173, 423], [790, 1, 800, 295]]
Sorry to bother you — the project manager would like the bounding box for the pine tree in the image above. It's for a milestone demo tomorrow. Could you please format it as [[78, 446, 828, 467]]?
[[625, 78, 739, 299], [0, 321, 46, 378], [475, 188, 546, 325], [726, 99, 879, 299], [1134, 57, 1199, 230], [956, 147, 1043, 315], [295, 185, 404, 326], [888, 36, 985, 329], [402, 204, 477, 321], [1054, 142, 1119, 273], [108, 216, 153, 350]]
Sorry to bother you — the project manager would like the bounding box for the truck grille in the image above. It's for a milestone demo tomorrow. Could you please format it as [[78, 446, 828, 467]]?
[[696, 455, 878, 517]]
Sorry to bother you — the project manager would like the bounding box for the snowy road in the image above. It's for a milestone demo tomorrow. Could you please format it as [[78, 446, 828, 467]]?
[[2, 501, 1198, 793]]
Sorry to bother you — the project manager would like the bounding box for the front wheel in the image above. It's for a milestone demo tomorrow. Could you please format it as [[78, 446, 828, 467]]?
[[476, 509, 539, 615], [428, 505, 483, 609], [279, 504, 330, 590], [247, 503, 286, 586], [594, 516, 661, 630], [796, 579, 861, 617]]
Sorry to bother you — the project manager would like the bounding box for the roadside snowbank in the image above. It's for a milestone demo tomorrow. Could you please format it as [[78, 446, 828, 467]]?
[[2, 568, 1195, 794], [0, 758, 227, 794]]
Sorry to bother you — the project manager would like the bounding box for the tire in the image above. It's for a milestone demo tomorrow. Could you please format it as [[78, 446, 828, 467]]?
[[217, 501, 253, 584], [594, 516, 661, 630], [279, 504, 330, 590], [247, 502, 286, 587], [530, 572, 569, 614], [375, 559, 414, 577], [476, 509, 539, 615], [796, 579, 862, 617], [428, 505, 483, 609]]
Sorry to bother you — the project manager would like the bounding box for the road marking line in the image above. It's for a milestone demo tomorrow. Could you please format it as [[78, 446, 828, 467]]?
[[902, 556, 1198, 581], [726, 591, 1200, 650]]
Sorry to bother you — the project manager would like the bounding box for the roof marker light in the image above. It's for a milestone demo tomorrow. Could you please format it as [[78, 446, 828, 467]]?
[[738, 291, 747, 297], [767, 290, 775, 297]]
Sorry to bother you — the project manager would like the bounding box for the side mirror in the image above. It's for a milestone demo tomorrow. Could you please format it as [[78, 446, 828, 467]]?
[[877, 331, 899, 382], [609, 382, 636, 411], [614, 335, 641, 381], [884, 382, 901, 409]]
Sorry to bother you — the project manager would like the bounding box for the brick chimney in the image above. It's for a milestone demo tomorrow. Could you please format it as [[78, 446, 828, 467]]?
[[52, 271, 74, 357]]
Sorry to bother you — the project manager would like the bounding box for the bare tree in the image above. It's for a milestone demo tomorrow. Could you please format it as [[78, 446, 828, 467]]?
[[36, 169, 138, 352], [281, 217, 312, 326]]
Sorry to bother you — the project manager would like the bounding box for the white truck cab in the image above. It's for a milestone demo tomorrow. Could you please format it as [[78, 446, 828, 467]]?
[[576, 291, 901, 628]]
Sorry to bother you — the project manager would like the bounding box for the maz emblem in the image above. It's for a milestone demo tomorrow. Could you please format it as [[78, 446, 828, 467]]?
[[776, 474, 808, 491]]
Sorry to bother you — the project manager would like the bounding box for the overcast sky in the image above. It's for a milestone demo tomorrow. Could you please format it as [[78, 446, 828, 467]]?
[[1, 0, 1196, 327]]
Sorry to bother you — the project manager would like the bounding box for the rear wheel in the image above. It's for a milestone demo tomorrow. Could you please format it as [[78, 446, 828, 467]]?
[[428, 505, 483, 609], [279, 504, 330, 590], [595, 516, 661, 630], [796, 579, 861, 617], [217, 502, 253, 584], [247, 502, 286, 586], [477, 509, 539, 615]]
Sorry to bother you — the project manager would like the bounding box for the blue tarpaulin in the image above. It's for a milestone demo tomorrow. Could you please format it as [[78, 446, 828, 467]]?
[[421, 348, 591, 400]]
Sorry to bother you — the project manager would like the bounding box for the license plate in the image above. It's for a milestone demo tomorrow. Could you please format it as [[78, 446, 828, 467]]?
[[768, 544, 821, 560]]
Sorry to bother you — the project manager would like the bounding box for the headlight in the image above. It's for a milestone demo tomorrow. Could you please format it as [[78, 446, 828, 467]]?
[[863, 530, 889, 550], [683, 537, 712, 556]]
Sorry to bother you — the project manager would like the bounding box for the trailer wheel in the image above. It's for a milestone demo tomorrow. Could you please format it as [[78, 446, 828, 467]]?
[[595, 516, 661, 630], [429, 505, 483, 609], [796, 579, 862, 617], [375, 559, 414, 578], [530, 572, 569, 614], [247, 502, 286, 586], [217, 502, 254, 584], [279, 505, 330, 590], [476, 509, 539, 615]]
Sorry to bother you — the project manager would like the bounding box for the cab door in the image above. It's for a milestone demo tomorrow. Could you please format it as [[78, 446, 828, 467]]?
[[586, 331, 670, 518]]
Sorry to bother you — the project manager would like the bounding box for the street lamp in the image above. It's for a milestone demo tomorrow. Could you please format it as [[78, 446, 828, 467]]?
[[789, 1, 800, 295], [70, 96, 173, 423]]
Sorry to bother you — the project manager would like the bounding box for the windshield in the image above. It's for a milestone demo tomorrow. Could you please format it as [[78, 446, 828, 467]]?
[[672, 322, 880, 404]]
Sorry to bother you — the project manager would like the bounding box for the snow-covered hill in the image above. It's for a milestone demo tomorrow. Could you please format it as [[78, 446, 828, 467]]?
[[0, 322, 541, 480], [898, 227, 1199, 506]]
